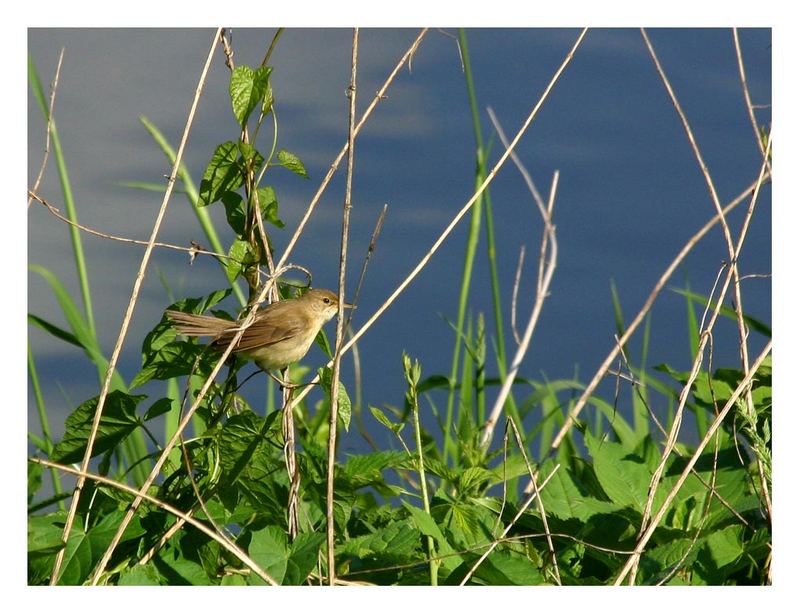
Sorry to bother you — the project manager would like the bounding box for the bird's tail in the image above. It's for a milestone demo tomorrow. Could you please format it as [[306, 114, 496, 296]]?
[[165, 310, 236, 338]]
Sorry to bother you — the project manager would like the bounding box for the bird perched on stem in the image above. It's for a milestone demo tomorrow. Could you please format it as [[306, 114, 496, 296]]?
[[166, 288, 351, 381]]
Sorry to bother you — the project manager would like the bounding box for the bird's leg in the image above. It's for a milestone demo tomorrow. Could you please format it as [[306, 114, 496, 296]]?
[[265, 370, 319, 391]]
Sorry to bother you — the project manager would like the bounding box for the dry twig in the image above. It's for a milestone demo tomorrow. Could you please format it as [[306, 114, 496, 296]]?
[[28, 47, 65, 208], [326, 27, 359, 586]]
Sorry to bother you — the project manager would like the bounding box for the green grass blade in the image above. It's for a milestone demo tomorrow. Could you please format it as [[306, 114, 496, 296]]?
[[28, 346, 65, 508], [29, 56, 96, 337], [672, 287, 771, 338], [138, 116, 246, 307]]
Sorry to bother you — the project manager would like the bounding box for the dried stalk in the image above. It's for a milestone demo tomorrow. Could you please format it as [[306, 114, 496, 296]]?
[[326, 27, 359, 586]]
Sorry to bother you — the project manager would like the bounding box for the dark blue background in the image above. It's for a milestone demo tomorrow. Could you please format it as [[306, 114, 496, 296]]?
[[28, 28, 771, 457]]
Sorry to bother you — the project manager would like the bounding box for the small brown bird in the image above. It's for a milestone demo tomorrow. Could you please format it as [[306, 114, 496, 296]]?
[[166, 288, 351, 373]]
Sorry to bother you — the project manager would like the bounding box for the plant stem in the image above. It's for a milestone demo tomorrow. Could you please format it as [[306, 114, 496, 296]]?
[[408, 364, 438, 585]]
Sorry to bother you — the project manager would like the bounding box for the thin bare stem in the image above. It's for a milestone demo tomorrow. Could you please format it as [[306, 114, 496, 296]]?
[[32, 458, 277, 585], [511, 246, 526, 345], [481, 171, 558, 448], [487, 106, 547, 216], [732, 28, 771, 172], [53, 28, 222, 587], [327, 27, 359, 586], [347, 203, 388, 331], [28, 47, 65, 208], [29, 191, 230, 261]]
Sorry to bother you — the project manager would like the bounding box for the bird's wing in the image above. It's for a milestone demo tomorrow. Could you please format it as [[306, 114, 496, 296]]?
[[214, 309, 308, 352]]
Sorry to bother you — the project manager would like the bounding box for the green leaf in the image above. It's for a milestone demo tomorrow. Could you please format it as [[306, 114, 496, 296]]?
[[704, 524, 744, 569], [143, 397, 174, 421], [28, 513, 66, 584], [458, 466, 493, 494], [154, 543, 213, 585], [53, 510, 145, 585], [369, 405, 405, 435], [51, 391, 147, 464], [319, 367, 352, 432], [218, 409, 282, 484], [221, 191, 246, 235], [117, 563, 162, 586], [256, 186, 284, 228], [336, 521, 420, 559], [276, 149, 309, 178], [198, 141, 243, 207], [285, 531, 326, 585], [226, 239, 253, 284], [29, 265, 125, 390], [417, 374, 451, 394], [538, 460, 623, 521], [229, 65, 272, 127], [401, 501, 454, 557], [27, 313, 81, 348], [133, 290, 231, 388], [584, 430, 651, 512], [28, 462, 43, 504], [247, 525, 288, 585], [470, 549, 545, 585], [671, 287, 771, 337]]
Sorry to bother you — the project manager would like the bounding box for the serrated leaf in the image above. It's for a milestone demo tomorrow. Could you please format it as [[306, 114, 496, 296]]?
[[584, 430, 651, 512], [198, 141, 243, 207], [217, 410, 271, 477], [336, 521, 420, 559], [277, 149, 309, 178], [458, 467, 493, 493], [538, 461, 623, 521], [342, 450, 409, 482], [402, 501, 451, 551], [229, 65, 272, 127], [51, 391, 146, 464]]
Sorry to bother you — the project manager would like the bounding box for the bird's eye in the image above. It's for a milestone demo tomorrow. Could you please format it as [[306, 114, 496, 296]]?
[[323, 297, 331, 304]]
